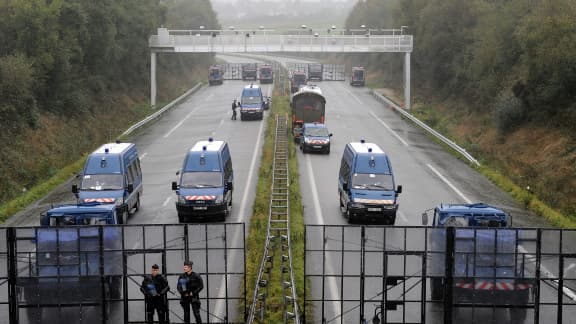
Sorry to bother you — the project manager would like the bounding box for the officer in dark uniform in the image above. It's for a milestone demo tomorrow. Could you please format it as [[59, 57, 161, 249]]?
[[177, 260, 204, 324], [231, 99, 238, 120], [140, 264, 170, 324]]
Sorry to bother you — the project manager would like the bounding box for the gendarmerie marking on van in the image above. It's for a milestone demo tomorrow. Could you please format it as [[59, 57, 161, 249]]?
[[72, 141, 143, 224], [338, 140, 402, 225], [172, 138, 233, 222]]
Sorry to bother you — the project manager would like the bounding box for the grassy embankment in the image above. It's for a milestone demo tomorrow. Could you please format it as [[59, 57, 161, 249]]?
[[376, 86, 576, 228], [0, 95, 189, 224], [241, 83, 307, 322]]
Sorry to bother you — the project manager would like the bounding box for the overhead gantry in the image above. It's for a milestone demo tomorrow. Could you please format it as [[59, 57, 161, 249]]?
[[148, 28, 413, 109]]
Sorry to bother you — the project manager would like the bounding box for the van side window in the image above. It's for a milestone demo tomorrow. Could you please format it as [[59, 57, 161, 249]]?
[[225, 159, 233, 177], [339, 159, 350, 180], [126, 162, 135, 185], [135, 158, 142, 177]]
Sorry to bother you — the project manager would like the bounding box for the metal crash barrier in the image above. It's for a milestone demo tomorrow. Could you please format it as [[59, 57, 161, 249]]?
[[3, 224, 246, 324], [304, 225, 576, 324]]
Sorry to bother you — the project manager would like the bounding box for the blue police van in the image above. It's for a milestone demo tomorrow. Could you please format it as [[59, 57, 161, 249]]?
[[172, 138, 234, 222], [72, 142, 143, 224], [338, 140, 402, 224], [240, 84, 265, 120]]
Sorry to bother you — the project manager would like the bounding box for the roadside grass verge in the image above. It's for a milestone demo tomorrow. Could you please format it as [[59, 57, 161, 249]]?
[[0, 158, 85, 223], [0, 95, 187, 225], [243, 93, 307, 322], [407, 101, 575, 228]]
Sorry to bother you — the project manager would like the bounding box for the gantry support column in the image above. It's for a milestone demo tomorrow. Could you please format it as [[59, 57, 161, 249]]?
[[151, 51, 157, 107], [404, 52, 411, 110]]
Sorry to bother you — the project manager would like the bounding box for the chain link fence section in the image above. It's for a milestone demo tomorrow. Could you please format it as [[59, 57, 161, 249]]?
[[5, 223, 245, 324]]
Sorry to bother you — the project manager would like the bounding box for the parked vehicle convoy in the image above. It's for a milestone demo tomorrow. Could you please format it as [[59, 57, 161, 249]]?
[[72, 141, 143, 224], [290, 85, 326, 142], [307, 63, 323, 81], [259, 63, 273, 84], [300, 122, 332, 154], [338, 140, 402, 224], [208, 65, 223, 85], [290, 71, 307, 93], [422, 203, 534, 323], [241, 63, 257, 80], [172, 138, 234, 222], [20, 202, 123, 322], [239, 84, 265, 120], [350, 66, 365, 86]]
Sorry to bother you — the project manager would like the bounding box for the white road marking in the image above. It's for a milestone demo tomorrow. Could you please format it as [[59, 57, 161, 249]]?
[[140, 152, 148, 160], [426, 164, 471, 203], [163, 106, 202, 138], [162, 196, 171, 207], [237, 118, 265, 223], [214, 117, 265, 317], [341, 86, 363, 105], [369, 111, 409, 147], [305, 154, 342, 318]]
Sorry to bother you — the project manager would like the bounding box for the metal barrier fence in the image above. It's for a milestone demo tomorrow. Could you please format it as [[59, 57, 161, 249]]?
[[305, 225, 576, 324], [219, 63, 279, 81], [1, 224, 246, 324], [286, 63, 346, 81]]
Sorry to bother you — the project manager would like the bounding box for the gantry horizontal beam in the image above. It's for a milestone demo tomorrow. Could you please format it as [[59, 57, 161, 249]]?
[[149, 29, 413, 53]]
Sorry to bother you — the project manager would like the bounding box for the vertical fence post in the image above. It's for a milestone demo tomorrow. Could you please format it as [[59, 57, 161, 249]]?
[[360, 226, 365, 323], [444, 226, 455, 324], [7, 227, 19, 324], [534, 229, 542, 324], [99, 226, 107, 324]]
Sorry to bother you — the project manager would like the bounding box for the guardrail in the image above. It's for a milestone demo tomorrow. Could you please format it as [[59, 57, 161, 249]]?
[[370, 90, 480, 167], [122, 83, 203, 137]]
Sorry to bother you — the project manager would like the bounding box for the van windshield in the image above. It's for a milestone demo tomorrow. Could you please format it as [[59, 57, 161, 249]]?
[[241, 96, 262, 105], [352, 173, 394, 190], [181, 172, 222, 188], [304, 127, 329, 137], [81, 174, 123, 190]]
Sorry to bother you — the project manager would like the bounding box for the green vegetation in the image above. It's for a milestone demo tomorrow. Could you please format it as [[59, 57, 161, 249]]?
[[345, 0, 576, 222], [0, 0, 219, 219], [243, 91, 306, 322]]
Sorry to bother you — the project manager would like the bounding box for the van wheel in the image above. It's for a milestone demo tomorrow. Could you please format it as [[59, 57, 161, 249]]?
[[325, 146, 330, 154], [135, 195, 141, 212], [118, 210, 128, 225]]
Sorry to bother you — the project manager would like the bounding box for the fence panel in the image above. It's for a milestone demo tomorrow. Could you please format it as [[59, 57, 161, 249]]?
[[6, 223, 245, 324]]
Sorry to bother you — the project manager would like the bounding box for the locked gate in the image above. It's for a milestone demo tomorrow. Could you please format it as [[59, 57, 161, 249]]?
[[304, 225, 576, 324], [5, 224, 246, 324]]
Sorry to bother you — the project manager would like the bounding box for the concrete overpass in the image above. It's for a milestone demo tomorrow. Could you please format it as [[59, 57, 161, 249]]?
[[149, 28, 413, 108]]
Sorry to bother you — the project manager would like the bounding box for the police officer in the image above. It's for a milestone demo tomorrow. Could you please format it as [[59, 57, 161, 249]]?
[[231, 99, 238, 120], [177, 260, 204, 324], [140, 264, 169, 324]]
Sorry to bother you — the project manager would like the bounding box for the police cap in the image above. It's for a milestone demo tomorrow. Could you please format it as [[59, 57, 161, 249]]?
[[152, 264, 159, 269]]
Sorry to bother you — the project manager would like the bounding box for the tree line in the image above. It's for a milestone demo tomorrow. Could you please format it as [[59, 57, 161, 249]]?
[[346, 0, 576, 134], [345, 0, 576, 217], [0, 0, 219, 204]]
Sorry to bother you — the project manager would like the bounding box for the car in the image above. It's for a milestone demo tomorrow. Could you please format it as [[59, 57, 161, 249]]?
[[300, 123, 332, 154]]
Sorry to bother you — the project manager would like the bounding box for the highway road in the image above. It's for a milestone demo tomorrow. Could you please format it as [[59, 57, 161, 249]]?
[[2, 53, 576, 324]]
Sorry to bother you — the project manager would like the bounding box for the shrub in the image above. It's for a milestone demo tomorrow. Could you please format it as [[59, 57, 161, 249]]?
[[492, 91, 525, 134]]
